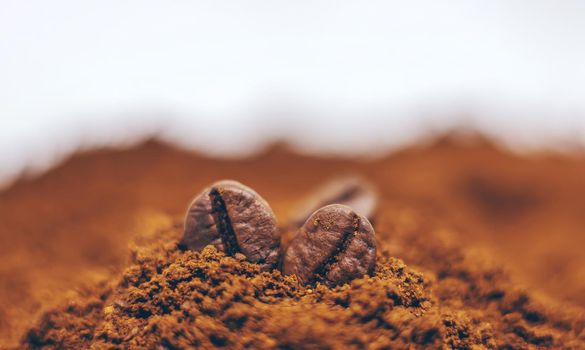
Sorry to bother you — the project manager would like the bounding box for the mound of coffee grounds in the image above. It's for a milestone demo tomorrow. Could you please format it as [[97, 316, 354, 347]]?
[[23, 206, 584, 348], [2, 136, 585, 348]]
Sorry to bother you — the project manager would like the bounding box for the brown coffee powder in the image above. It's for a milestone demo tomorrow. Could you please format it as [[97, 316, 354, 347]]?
[[23, 206, 584, 348], [1, 137, 585, 348]]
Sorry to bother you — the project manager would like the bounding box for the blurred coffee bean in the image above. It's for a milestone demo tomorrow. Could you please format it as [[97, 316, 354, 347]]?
[[180, 180, 280, 270], [290, 176, 378, 227], [283, 204, 376, 286]]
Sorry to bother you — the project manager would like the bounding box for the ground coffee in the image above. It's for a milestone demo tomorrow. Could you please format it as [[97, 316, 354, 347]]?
[[1, 136, 584, 348], [23, 208, 584, 348]]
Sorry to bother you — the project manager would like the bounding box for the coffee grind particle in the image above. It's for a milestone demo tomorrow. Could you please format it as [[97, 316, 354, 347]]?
[[283, 204, 376, 286], [180, 180, 280, 270]]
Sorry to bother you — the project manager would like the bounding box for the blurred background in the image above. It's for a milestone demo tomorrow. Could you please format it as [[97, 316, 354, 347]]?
[[2, 0, 585, 187]]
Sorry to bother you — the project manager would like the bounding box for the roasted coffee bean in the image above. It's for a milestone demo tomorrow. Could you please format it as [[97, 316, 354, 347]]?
[[180, 180, 280, 270], [283, 204, 376, 286], [290, 176, 378, 227]]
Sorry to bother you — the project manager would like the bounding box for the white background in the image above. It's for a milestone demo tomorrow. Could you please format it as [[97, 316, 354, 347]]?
[[1, 1, 585, 186]]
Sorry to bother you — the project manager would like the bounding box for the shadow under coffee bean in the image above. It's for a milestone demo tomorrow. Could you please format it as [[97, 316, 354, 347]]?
[[283, 204, 376, 286], [180, 180, 280, 270]]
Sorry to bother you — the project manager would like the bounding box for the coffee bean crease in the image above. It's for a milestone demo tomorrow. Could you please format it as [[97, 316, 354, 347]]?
[[209, 188, 240, 256], [283, 204, 376, 286], [313, 213, 359, 282], [181, 180, 280, 270]]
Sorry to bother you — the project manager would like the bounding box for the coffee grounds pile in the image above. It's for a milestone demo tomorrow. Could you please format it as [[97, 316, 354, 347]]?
[[23, 204, 584, 348], [1, 136, 585, 348]]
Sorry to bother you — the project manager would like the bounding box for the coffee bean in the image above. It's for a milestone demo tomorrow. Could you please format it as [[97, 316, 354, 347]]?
[[180, 180, 280, 270], [290, 176, 378, 227], [283, 204, 376, 286]]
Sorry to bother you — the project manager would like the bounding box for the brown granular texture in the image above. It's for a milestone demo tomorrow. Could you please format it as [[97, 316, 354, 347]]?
[[23, 210, 585, 349], [2, 136, 585, 348]]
